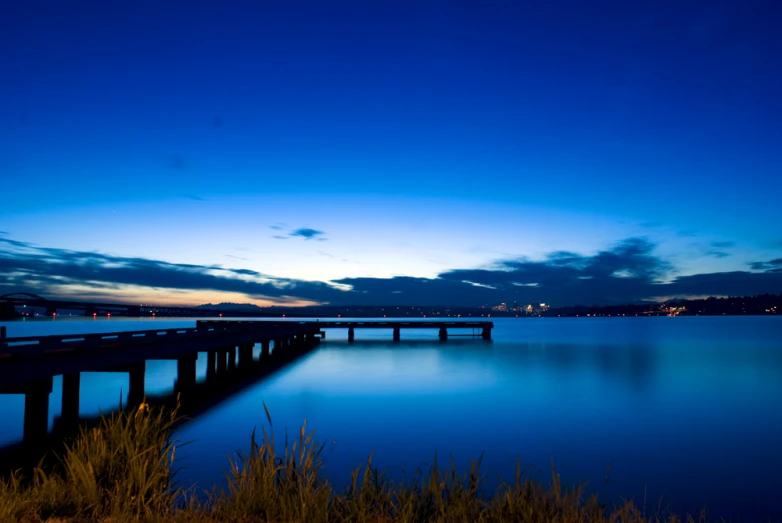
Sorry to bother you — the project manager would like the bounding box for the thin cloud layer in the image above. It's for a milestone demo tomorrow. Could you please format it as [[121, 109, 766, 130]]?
[[1, 237, 781, 307], [749, 258, 782, 272]]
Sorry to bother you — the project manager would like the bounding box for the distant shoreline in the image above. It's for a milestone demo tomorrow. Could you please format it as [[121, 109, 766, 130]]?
[[2, 293, 779, 320]]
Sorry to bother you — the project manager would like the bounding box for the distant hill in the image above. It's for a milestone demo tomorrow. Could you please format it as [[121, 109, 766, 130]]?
[[195, 302, 264, 312]]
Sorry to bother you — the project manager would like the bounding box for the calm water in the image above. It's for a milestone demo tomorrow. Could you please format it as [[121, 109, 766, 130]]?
[[1, 316, 781, 521]]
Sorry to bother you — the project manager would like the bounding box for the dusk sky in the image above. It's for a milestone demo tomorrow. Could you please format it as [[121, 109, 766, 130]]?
[[2, 1, 781, 307]]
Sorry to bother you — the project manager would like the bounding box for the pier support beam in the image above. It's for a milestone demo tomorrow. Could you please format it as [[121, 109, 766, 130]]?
[[228, 347, 237, 370], [128, 362, 146, 407], [482, 327, 492, 340], [261, 340, 270, 359], [176, 354, 197, 391], [238, 343, 254, 369], [206, 351, 216, 381], [348, 327, 355, 343], [216, 350, 227, 373], [61, 373, 80, 431], [393, 327, 400, 342], [23, 378, 53, 447], [439, 327, 448, 341]]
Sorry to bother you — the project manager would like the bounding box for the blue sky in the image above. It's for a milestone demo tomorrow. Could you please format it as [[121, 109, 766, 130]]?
[[1, 1, 781, 306]]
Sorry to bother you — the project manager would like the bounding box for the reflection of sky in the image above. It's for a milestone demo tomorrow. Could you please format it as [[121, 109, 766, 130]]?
[[1, 317, 782, 520]]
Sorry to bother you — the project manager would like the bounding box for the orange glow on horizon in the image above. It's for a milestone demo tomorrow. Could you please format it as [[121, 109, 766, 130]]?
[[36, 283, 324, 309]]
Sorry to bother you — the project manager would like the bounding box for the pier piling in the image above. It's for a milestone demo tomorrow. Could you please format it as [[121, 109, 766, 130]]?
[[128, 362, 146, 407], [23, 378, 52, 447], [206, 351, 216, 380]]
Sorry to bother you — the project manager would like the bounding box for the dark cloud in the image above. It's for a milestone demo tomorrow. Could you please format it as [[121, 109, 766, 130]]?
[[710, 241, 736, 248], [0, 238, 33, 248], [706, 251, 730, 258], [269, 224, 326, 241], [290, 228, 325, 240], [667, 271, 782, 296], [0, 238, 347, 304], [750, 258, 782, 271], [352, 238, 674, 306], [2, 237, 781, 307], [334, 239, 780, 306]]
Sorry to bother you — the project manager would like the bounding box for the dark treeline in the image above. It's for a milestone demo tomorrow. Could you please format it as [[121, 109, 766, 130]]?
[[0, 301, 20, 320], [3, 294, 780, 320], [540, 293, 782, 317], [260, 293, 782, 318]]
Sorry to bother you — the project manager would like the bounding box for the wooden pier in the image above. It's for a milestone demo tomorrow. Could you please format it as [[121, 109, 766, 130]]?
[[196, 320, 494, 342], [0, 322, 320, 447], [0, 319, 492, 448]]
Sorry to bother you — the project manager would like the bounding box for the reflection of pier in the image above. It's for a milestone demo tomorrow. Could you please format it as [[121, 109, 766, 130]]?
[[0, 322, 321, 450]]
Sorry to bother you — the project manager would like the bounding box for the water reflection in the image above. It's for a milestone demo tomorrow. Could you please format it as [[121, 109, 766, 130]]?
[[1, 317, 781, 521]]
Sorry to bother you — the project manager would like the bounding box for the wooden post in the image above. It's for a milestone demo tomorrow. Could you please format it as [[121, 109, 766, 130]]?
[[393, 327, 400, 342], [261, 340, 270, 359], [216, 350, 227, 373], [61, 372, 80, 431], [239, 343, 254, 369], [228, 346, 237, 370], [177, 355, 197, 390], [128, 361, 146, 407], [207, 351, 216, 380], [482, 326, 492, 340], [439, 327, 448, 341], [348, 327, 355, 343], [23, 378, 52, 447]]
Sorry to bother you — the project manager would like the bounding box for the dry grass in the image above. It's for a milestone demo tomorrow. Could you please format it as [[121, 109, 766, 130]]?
[[0, 403, 713, 523]]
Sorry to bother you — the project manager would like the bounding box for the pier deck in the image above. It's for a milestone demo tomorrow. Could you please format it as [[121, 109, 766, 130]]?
[[196, 319, 494, 342]]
